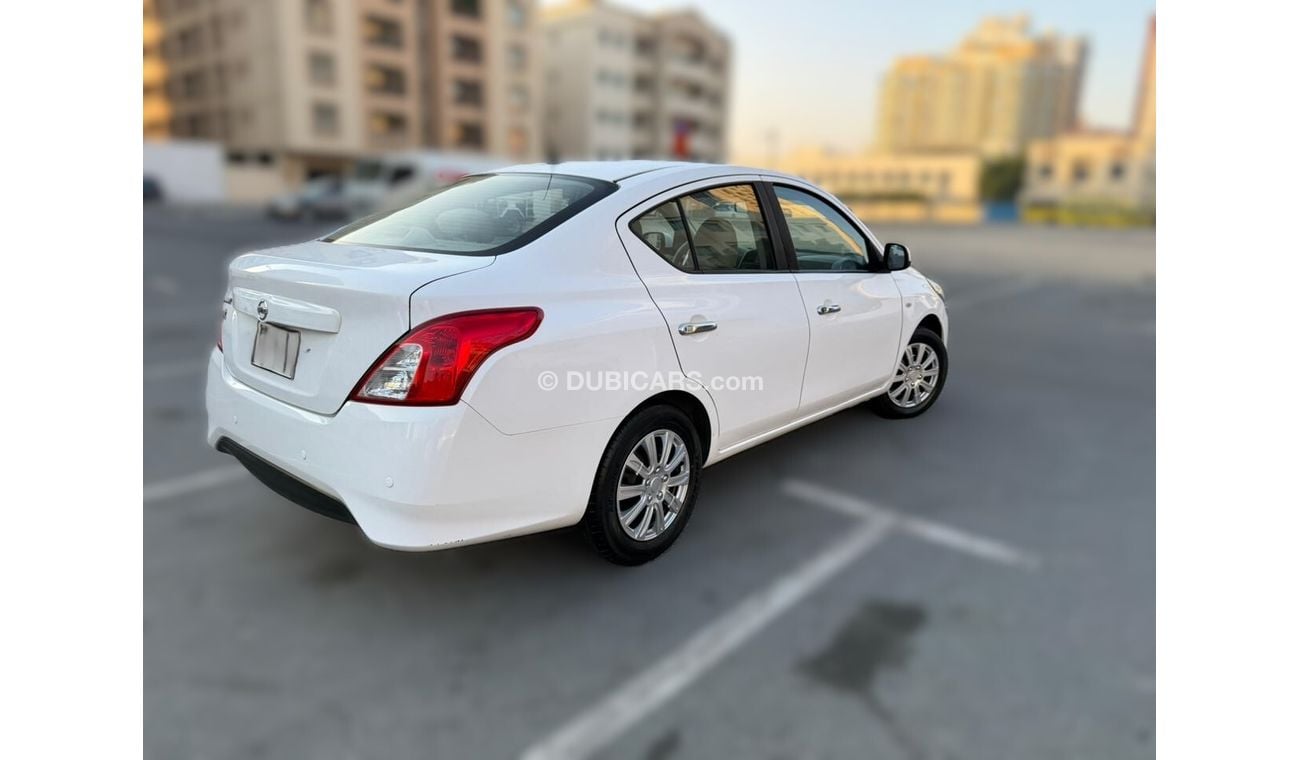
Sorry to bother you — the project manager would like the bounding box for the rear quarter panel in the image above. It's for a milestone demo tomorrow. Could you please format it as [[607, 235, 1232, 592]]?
[[408, 192, 712, 439]]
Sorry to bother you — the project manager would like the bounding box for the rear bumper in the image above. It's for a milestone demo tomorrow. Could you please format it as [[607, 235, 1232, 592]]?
[[215, 437, 357, 525], [204, 350, 611, 550]]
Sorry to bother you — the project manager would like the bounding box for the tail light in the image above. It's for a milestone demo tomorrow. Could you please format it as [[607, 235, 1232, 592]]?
[[350, 308, 543, 406]]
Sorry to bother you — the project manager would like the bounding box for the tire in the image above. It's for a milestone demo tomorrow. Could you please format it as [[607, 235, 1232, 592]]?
[[870, 327, 948, 419], [582, 405, 703, 566]]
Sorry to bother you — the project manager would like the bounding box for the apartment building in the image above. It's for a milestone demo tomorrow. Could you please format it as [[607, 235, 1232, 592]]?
[[422, 0, 540, 157], [541, 0, 730, 162], [874, 15, 1086, 157], [148, 0, 540, 198]]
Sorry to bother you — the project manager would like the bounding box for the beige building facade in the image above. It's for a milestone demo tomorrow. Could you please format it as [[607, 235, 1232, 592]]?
[[772, 148, 983, 224], [541, 0, 729, 162], [148, 0, 540, 198], [1020, 16, 1155, 221], [874, 15, 1086, 157]]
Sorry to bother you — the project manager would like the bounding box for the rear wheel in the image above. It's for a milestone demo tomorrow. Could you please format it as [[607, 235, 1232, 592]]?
[[870, 327, 947, 419], [582, 405, 702, 565]]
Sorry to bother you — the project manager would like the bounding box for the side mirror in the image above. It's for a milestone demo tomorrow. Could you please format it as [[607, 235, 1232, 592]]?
[[884, 242, 911, 271]]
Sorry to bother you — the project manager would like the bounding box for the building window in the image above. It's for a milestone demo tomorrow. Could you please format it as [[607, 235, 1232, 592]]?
[[1072, 160, 1090, 184], [508, 44, 526, 71], [454, 79, 484, 106], [1110, 162, 1127, 181], [506, 0, 526, 28], [365, 15, 402, 48], [455, 121, 485, 149], [175, 26, 203, 55], [452, 35, 482, 63], [508, 127, 527, 156], [180, 70, 206, 98], [451, 0, 481, 18], [510, 84, 529, 108], [313, 102, 339, 136], [306, 0, 332, 34], [1038, 164, 1053, 180], [367, 65, 406, 95], [309, 52, 335, 85], [370, 111, 408, 137]]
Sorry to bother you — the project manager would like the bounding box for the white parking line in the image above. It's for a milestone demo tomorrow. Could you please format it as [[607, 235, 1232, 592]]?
[[520, 514, 894, 760], [143, 465, 246, 503], [144, 358, 208, 382], [522, 484, 1036, 760], [784, 479, 1039, 569]]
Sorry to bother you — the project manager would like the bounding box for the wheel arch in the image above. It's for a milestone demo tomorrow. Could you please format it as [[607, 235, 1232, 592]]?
[[622, 389, 715, 464], [916, 313, 943, 340]]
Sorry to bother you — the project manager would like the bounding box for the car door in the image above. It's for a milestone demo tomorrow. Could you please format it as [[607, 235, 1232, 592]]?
[[618, 179, 810, 451], [764, 182, 903, 412]]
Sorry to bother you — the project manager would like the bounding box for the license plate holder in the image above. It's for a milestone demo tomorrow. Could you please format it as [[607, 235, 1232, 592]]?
[[251, 322, 301, 379]]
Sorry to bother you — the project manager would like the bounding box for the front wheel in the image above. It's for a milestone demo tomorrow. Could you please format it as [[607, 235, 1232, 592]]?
[[870, 327, 948, 419], [582, 405, 702, 565]]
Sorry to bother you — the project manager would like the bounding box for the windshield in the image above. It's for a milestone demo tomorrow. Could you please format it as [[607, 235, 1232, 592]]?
[[324, 173, 615, 255]]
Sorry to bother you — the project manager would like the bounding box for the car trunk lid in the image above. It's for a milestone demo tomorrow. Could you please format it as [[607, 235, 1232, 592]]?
[[222, 240, 492, 414]]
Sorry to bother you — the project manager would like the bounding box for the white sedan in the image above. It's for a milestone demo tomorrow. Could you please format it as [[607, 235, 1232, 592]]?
[[206, 161, 949, 565]]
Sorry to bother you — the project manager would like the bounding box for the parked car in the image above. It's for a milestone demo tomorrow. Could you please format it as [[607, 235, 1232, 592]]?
[[266, 176, 343, 220], [143, 175, 164, 203], [340, 151, 506, 218], [206, 161, 949, 565]]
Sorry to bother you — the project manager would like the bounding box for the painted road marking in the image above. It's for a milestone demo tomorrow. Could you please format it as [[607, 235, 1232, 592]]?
[[784, 479, 1039, 570], [522, 484, 1036, 760], [520, 514, 894, 760], [143, 465, 246, 503]]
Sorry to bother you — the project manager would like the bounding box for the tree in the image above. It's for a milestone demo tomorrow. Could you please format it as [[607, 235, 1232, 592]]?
[[979, 157, 1026, 202]]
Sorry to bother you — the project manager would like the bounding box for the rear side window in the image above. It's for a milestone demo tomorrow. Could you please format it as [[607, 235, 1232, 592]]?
[[629, 201, 692, 269], [326, 173, 615, 255], [630, 184, 778, 273]]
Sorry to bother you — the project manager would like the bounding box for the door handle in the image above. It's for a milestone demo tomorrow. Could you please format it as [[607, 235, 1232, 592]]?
[[816, 303, 842, 315], [678, 321, 717, 336]]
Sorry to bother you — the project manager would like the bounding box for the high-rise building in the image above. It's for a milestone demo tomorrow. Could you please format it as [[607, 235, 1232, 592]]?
[[874, 15, 1086, 157], [541, 0, 730, 162], [147, 0, 540, 196]]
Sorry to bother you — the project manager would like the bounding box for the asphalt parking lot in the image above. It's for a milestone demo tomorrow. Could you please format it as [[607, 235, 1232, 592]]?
[[144, 207, 1155, 760]]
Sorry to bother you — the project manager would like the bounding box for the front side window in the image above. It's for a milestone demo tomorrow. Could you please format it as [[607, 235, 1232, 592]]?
[[773, 185, 870, 271], [326, 173, 614, 255]]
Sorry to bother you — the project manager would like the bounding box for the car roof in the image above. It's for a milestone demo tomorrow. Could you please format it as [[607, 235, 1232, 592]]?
[[492, 160, 801, 185]]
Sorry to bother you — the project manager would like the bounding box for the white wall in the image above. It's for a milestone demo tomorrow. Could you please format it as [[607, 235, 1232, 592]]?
[[143, 140, 226, 203]]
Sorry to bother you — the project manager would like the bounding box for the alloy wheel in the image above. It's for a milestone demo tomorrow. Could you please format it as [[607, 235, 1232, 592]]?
[[616, 429, 691, 541], [888, 342, 941, 409]]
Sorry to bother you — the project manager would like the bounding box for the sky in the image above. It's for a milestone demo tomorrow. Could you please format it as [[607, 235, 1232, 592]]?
[[543, 0, 1154, 159]]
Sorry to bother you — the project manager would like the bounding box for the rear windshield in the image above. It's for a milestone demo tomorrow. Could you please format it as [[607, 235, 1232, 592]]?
[[324, 173, 615, 255]]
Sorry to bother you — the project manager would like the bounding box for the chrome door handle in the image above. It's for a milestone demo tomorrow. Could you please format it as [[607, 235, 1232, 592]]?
[[678, 321, 717, 335], [816, 304, 842, 315]]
